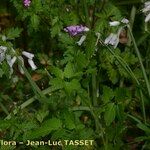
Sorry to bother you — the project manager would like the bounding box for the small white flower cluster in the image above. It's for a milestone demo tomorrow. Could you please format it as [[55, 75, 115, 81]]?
[[104, 18, 129, 48], [142, 1, 150, 22], [0, 46, 37, 75]]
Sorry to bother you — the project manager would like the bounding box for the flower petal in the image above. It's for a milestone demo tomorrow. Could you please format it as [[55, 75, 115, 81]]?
[[77, 35, 86, 46], [109, 21, 120, 26], [28, 59, 37, 70], [121, 18, 129, 24], [145, 13, 150, 22], [22, 51, 34, 59]]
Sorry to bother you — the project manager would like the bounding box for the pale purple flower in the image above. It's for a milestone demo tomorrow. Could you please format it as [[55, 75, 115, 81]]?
[[121, 18, 129, 24], [64, 25, 89, 36], [23, 0, 31, 7], [104, 33, 119, 48]]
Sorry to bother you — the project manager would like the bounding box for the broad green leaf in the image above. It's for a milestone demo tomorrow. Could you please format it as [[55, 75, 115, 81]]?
[[51, 67, 64, 79], [64, 79, 81, 94], [75, 51, 88, 70], [104, 103, 116, 126], [102, 86, 114, 103], [137, 123, 150, 134], [62, 111, 76, 130], [64, 62, 74, 78], [6, 27, 23, 40], [50, 78, 64, 90], [31, 14, 40, 30], [24, 118, 62, 140]]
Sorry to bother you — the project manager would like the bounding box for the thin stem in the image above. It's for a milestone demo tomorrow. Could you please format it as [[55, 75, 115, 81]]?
[[0, 102, 9, 115], [83, 0, 90, 27], [128, 25, 150, 98], [17, 57, 47, 101], [103, 43, 146, 123], [5, 87, 54, 120], [92, 74, 98, 106]]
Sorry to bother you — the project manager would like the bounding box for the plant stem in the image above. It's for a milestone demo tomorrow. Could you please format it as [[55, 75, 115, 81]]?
[[83, 0, 90, 27], [5, 87, 55, 120], [103, 44, 146, 123], [17, 57, 47, 102], [128, 25, 150, 98], [0, 102, 9, 115]]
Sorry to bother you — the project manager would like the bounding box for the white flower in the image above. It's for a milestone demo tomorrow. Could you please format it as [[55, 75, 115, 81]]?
[[121, 18, 129, 24], [22, 51, 37, 71], [6, 55, 17, 68], [0, 46, 7, 63], [28, 59, 37, 70], [22, 51, 34, 59], [109, 21, 120, 26], [77, 35, 86, 46], [84, 27, 90, 32], [104, 33, 119, 48], [145, 13, 150, 22], [143, 1, 150, 22]]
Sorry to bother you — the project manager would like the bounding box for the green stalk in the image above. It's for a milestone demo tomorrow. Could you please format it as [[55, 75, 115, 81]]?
[[92, 74, 98, 106], [83, 0, 90, 27], [17, 57, 47, 101], [128, 25, 150, 99], [0, 102, 9, 115], [104, 44, 146, 123], [5, 87, 54, 120]]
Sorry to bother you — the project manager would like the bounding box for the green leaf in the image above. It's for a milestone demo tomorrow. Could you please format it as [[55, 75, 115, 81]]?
[[31, 14, 40, 30], [104, 103, 116, 126], [85, 32, 96, 59], [50, 78, 64, 90], [24, 118, 62, 140], [137, 123, 150, 134], [102, 86, 114, 103], [36, 110, 49, 123], [75, 51, 88, 70], [64, 62, 74, 78], [62, 111, 76, 130], [6, 27, 23, 40], [51, 67, 64, 79], [0, 68, 4, 77], [64, 79, 81, 94], [114, 87, 131, 101]]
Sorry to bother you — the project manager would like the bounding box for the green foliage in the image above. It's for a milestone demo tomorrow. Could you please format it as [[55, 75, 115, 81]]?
[[104, 103, 116, 126], [0, 0, 150, 149], [5, 27, 23, 40], [24, 118, 62, 140]]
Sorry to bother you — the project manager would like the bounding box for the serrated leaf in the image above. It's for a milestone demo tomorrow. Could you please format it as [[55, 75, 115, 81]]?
[[51, 67, 64, 79], [102, 86, 114, 103], [31, 14, 40, 30], [50, 78, 64, 90], [62, 111, 76, 130], [24, 118, 62, 140], [64, 79, 81, 94], [36, 110, 49, 123], [64, 62, 74, 78], [6, 27, 23, 40], [104, 103, 116, 126], [75, 51, 88, 70]]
